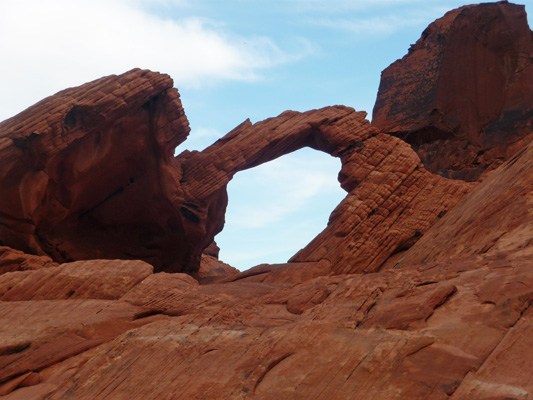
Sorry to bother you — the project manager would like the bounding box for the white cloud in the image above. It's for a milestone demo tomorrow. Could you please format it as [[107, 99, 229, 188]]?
[[281, 0, 420, 10], [216, 149, 346, 270], [304, 2, 468, 36], [225, 151, 343, 229], [280, 0, 505, 37], [277, 0, 500, 13], [0, 0, 307, 121]]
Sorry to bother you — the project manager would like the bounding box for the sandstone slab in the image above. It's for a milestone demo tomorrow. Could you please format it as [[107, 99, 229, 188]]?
[[0, 259, 153, 301]]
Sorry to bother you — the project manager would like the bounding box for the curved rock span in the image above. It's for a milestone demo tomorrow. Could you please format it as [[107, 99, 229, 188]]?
[[179, 106, 472, 276], [0, 77, 471, 275]]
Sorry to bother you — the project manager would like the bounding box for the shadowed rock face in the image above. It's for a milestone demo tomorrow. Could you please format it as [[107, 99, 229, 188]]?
[[373, 1, 533, 181], [0, 69, 193, 272]]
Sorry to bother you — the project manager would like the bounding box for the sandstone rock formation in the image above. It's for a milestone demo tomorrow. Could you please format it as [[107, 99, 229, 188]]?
[[0, 246, 57, 275], [0, 69, 194, 272], [0, 73, 471, 276], [179, 106, 472, 276], [0, 2, 533, 399], [390, 127, 533, 269], [373, 1, 533, 181], [2, 229, 533, 398]]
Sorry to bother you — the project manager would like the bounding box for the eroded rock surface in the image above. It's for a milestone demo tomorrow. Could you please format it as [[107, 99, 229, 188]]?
[[0, 246, 57, 275], [388, 126, 533, 269], [0, 84, 471, 275], [0, 259, 153, 301], [373, 2, 533, 181], [1, 2, 533, 399], [2, 246, 533, 398], [0, 69, 192, 272], [181, 107, 472, 276]]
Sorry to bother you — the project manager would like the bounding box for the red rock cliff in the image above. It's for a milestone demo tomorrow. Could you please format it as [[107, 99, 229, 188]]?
[[0, 85, 472, 276], [373, 1, 533, 181]]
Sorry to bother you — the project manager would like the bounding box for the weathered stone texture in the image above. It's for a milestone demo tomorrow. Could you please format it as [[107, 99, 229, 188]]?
[[0, 246, 57, 275], [2, 251, 532, 398], [290, 131, 473, 274], [0, 259, 152, 301], [391, 133, 533, 268], [373, 2, 533, 181], [181, 107, 472, 276], [1, 2, 533, 399], [0, 69, 192, 272]]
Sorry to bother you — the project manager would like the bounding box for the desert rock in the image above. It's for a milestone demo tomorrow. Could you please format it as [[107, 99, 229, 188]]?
[[182, 107, 473, 276], [0, 84, 471, 275], [1, 2, 533, 399], [0, 69, 192, 272], [373, 2, 533, 181], [0, 246, 57, 275]]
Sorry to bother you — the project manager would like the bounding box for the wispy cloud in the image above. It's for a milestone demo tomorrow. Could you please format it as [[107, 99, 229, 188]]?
[[277, 0, 428, 13], [277, 0, 504, 37], [216, 149, 346, 269], [304, 3, 467, 36], [0, 0, 309, 121], [310, 15, 427, 36], [274, 0, 499, 14], [224, 151, 343, 229]]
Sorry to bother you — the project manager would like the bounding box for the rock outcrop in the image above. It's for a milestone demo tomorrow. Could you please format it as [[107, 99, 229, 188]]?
[[180, 106, 472, 276], [0, 246, 57, 275], [0, 69, 198, 272], [0, 78, 471, 275], [2, 233, 533, 398], [390, 128, 533, 269], [373, 1, 533, 181]]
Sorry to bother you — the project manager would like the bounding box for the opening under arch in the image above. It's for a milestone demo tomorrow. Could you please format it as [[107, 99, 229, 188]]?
[[215, 147, 346, 271]]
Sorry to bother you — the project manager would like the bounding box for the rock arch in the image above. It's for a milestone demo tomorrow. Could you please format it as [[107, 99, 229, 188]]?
[[179, 106, 472, 276], [0, 69, 472, 276], [212, 143, 345, 270]]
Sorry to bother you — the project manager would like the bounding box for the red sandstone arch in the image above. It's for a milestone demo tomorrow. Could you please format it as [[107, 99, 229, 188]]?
[[0, 69, 471, 275]]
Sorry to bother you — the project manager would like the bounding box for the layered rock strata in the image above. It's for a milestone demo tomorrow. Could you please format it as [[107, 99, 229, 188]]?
[[180, 107, 472, 275], [1, 113, 531, 397], [0, 246, 57, 275], [2, 244, 533, 398], [373, 1, 533, 181], [0, 76, 472, 275], [0, 69, 193, 272], [389, 126, 533, 269]]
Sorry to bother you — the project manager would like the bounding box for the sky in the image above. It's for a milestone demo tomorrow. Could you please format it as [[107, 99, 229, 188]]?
[[0, 0, 530, 270]]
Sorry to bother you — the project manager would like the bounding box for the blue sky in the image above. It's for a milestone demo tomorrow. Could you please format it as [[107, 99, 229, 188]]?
[[0, 0, 530, 270]]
